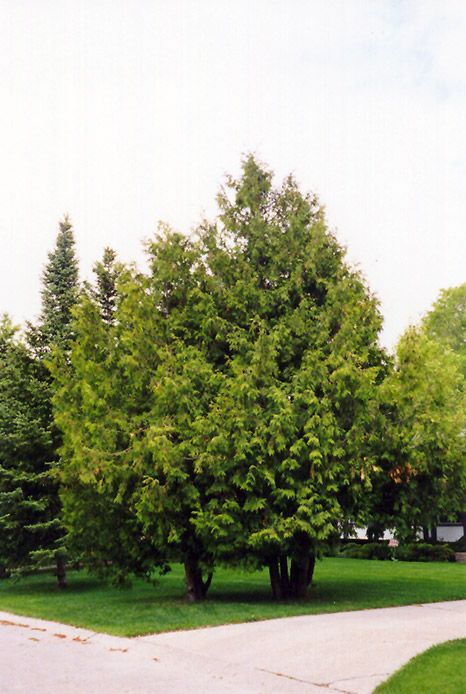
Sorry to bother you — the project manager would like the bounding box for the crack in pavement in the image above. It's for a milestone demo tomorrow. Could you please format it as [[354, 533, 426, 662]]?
[[256, 667, 342, 692], [328, 671, 392, 694], [2, 602, 465, 693]]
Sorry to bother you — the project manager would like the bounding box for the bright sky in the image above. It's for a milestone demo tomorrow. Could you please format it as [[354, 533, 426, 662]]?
[[1, 0, 465, 349]]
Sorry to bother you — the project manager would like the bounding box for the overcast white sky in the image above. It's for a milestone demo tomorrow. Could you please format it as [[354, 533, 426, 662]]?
[[1, 0, 465, 349]]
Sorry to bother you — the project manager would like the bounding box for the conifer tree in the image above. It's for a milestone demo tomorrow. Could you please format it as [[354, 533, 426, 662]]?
[[92, 247, 120, 325], [193, 156, 386, 598], [53, 254, 166, 584], [41, 215, 79, 344], [23, 216, 80, 586], [55, 159, 385, 600], [0, 317, 59, 579], [54, 231, 220, 598]]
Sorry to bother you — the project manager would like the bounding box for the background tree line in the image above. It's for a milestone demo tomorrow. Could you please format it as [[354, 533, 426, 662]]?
[[0, 157, 464, 600]]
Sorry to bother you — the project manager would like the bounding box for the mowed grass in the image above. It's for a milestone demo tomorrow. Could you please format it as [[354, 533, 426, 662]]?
[[0, 558, 464, 637], [374, 638, 466, 694]]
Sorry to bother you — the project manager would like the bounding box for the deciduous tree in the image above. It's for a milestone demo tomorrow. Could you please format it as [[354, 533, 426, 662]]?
[[366, 328, 465, 542], [422, 283, 466, 377]]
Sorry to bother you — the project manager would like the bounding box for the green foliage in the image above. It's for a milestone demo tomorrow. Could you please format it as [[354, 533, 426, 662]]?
[[193, 156, 386, 597], [54, 157, 386, 600], [450, 536, 466, 552], [340, 542, 392, 560], [91, 247, 121, 324], [53, 232, 216, 588], [366, 327, 466, 542], [394, 543, 456, 563], [8, 217, 82, 584], [0, 317, 60, 577], [423, 283, 466, 377], [33, 216, 79, 353], [52, 290, 165, 583]]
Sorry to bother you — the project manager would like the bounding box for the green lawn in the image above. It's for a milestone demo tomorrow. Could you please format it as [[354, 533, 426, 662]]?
[[374, 639, 466, 693], [0, 557, 464, 637]]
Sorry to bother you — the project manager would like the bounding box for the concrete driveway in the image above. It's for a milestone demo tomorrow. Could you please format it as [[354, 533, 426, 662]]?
[[1, 600, 465, 693]]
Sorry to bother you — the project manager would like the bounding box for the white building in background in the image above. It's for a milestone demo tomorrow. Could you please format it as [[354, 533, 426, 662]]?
[[354, 520, 464, 543]]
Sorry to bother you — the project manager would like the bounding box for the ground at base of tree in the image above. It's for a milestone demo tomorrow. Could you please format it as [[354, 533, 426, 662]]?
[[0, 558, 464, 637], [374, 638, 466, 693]]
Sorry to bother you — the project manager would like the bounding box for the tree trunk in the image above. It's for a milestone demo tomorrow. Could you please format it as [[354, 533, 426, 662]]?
[[55, 555, 67, 589], [184, 558, 211, 602], [290, 556, 312, 599], [268, 558, 283, 600], [279, 556, 291, 598], [307, 552, 316, 586], [269, 553, 315, 600], [203, 571, 213, 596]]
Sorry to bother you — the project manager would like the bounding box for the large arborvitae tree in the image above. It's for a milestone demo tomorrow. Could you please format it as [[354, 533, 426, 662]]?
[[192, 156, 386, 598], [54, 248, 168, 584], [55, 158, 386, 600], [55, 232, 221, 598]]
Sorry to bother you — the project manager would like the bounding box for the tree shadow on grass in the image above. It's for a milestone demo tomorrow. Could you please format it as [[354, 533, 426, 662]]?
[[0, 574, 103, 596]]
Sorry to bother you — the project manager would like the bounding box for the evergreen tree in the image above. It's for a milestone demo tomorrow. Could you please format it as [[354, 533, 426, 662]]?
[[53, 258, 166, 584], [35, 215, 79, 352], [54, 231, 221, 597], [92, 247, 121, 325], [0, 317, 60, 579], [55, 158, 385, 600], [20, 216, 81, 586], [192, 156, 385, 598]]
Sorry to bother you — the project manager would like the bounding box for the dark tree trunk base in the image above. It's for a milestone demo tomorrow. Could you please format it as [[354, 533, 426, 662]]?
[[269, 552, 315, 600], [268, 559, 283, 600], [55, 556, 67, 589], [184, 558, 212, 602]]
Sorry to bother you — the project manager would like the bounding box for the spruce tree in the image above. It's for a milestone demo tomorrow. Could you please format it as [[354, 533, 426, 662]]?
[[37, 215, 79, 351], [0, 317, 59, 579], [24, 216, 80, 586]]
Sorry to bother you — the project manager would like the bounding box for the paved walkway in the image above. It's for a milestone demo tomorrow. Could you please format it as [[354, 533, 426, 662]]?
[[1, 600, 465, 693]]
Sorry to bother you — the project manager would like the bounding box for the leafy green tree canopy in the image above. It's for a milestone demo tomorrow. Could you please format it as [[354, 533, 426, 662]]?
[[422, 283, 466, 377], [366, 327, 465, 542]]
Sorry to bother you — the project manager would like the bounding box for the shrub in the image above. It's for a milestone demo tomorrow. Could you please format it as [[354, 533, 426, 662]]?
[[449, 536, 466, 552], [340, 542, 393, 560], [394, 543, 456, 563]]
